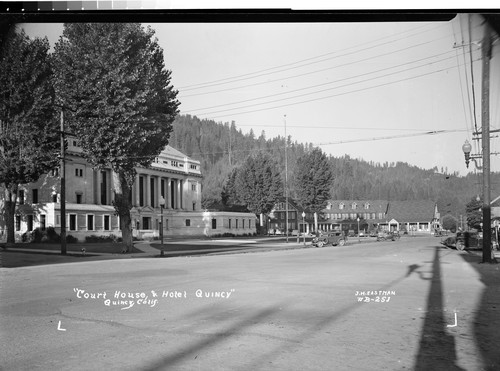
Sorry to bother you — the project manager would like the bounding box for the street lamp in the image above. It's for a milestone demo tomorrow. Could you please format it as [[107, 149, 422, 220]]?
[[462, 140, 482, 169], [302, 211, 306, 246], [159, 196, 165, 256], [357, 217, 360, 243]]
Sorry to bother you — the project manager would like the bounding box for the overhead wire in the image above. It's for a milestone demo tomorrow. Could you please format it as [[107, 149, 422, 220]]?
[[178, 23, 446, 91], [184, 50, 462, 114], [180, 26, 464, 99], [453, 14, 474, 141], [197, 58, 479, 119]]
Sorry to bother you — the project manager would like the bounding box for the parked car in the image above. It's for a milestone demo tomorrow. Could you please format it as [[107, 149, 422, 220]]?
[[440, 235, 457, 248], [311, 231, 347, 247], [376, 231, 400, 241], [369, 230, 378, 237], [441, 231, 498, 251], [456, 231, 482, 251]]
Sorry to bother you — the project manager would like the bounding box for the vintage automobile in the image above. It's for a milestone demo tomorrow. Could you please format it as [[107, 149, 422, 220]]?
[[376, 231, 400, 241], [455, 231, 482, 251], [441, 231, 498, 251], [311, 231, 347, 247]]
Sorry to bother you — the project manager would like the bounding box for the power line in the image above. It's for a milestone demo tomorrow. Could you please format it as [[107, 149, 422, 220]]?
[[181, 28, 460, 98], [157, 128, 468, 159], [232, 124, 438, 132], [183, 50, 460, 113], [192, 58, 478, 119], [178, 23, 449, 91]]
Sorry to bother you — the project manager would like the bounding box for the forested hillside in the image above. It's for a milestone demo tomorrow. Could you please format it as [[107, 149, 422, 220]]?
[[169, 114, 499, 217]]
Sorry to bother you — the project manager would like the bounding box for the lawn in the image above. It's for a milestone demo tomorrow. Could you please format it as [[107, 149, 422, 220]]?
[[1, 242, 143, 254]]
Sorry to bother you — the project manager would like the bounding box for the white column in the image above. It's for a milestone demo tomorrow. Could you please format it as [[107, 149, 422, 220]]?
[[178, 179, 183, 210], [110, 170, 115, 204], [96, 170, 102, 205], [156, 176, 162, 208], [166, 177, 171, 209], [135, 174, 140, 207], [146, 174, 151, 207]]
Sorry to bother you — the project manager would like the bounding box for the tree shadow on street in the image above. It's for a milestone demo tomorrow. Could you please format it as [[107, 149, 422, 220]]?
[[413, 246, 465, 370], [140, 305, 281, 371], [459, 252, 500, 370]]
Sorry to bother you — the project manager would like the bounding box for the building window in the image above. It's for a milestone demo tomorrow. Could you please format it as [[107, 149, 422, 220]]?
[[52, 194, 58, 203], [228, 219, 232, 229], [191, 184, 197, 191], [15, 215, 21, 231], [32, 189, 38, 204], [27, 215, 34, 232], [69, 214, 77, 231], [104, 215, 110, 231], [212, 218, 217, 229], [142, 217, 151, 230], [56, 214, 61, 226], [18, 190, 25, 205], [139, 176, 144, 206], [75, 168, 83, 177], [243, 219, 245, 229], [339, 203, 345, 210], [190, 164, 197, 170], [236, 219, 239, 229], [76, 193, 82, 204], [364, 203, 370, 209], [192, 202, 196, 211], [378, 213, 383, 219], [72, 140, 78, 146], [87, 215, 94, 231], [40, 214, 46, 231], [172, 160, 179, 167], [101, 171, 107, 205], [51, 168, 59, 177], [249, 219, 252, 228], [186, 219, 191, 227], [150, 177, 155, 207], [352, 203, 357, 210]]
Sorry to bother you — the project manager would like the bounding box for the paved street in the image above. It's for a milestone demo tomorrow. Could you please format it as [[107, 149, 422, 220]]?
[[1, 236, 499, 371]]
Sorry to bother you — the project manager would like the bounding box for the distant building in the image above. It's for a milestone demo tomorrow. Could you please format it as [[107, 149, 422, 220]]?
[[268, 198, 314, 235], [269, 199, 440, 235], [1, 141, 256, 241]]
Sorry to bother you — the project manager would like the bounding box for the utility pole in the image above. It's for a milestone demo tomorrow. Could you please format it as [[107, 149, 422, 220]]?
[[284, 115, 289, 243], [481, 22, 492, 263], [60, 111, 67, 255]]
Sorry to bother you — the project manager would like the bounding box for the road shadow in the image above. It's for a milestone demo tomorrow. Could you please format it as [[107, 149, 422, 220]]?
[[459, 252, 500, 370], [140, 305, 281, 371], [413, 246, 465, 370]]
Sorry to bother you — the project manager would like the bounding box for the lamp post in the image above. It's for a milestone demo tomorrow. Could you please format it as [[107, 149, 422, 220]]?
[[60, 111, 66, 255], [159, 196, 165, 256], [302, 211, 306, 246], [357, 217, 360, 243]]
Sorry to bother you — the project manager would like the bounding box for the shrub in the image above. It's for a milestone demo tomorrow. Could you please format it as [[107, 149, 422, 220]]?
[[66, 235, 78, 243], [31, 228, 43, 243], [85, 235, 118, 243]]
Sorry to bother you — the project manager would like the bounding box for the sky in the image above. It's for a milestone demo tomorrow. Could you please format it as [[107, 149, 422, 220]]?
[[20, 11, 500, 176]]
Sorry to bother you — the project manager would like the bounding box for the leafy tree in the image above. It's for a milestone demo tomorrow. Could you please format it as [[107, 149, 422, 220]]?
[[442, 213, 458, 232], [294, 148, 334, 232], [466, 196, 483, 230], [235, 152, 283, 217], [0, 30, 59, 244], [52, 23, 179, 251]]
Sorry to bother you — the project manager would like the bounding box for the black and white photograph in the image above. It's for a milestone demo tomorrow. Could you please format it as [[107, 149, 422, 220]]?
[[1, 3, 500, 370]]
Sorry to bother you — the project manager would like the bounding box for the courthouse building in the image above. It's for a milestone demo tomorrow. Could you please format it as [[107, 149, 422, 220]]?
[[2, 139, 256, 241]]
